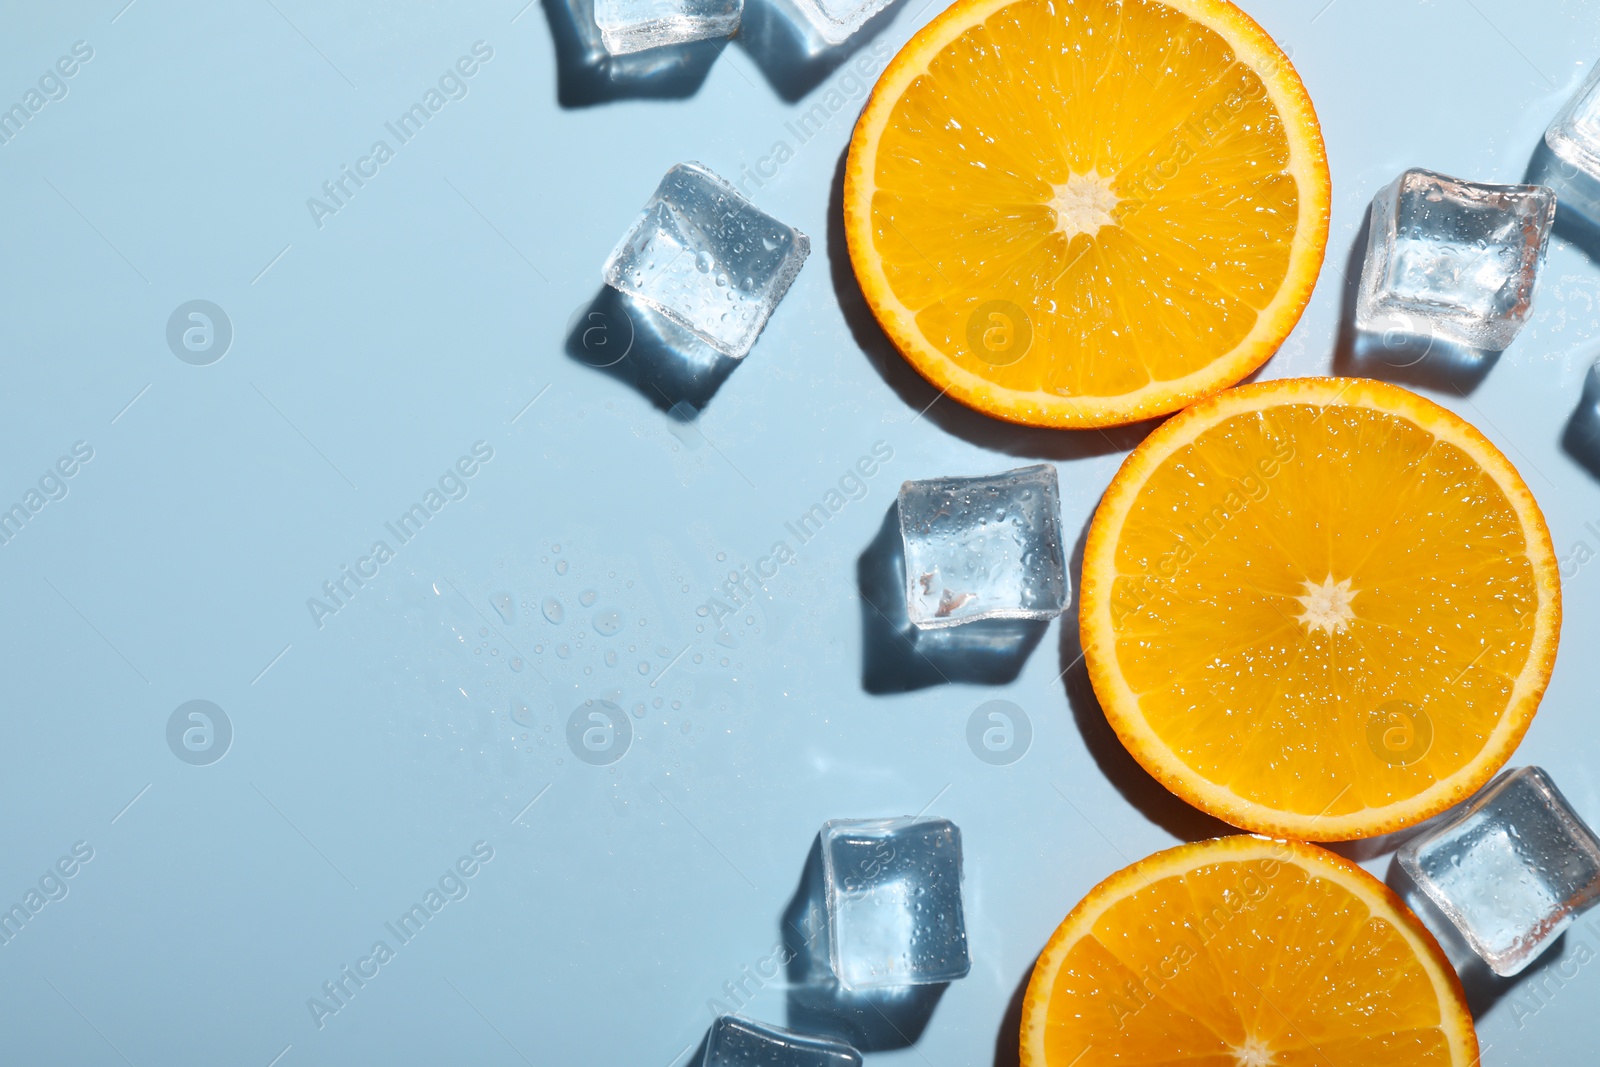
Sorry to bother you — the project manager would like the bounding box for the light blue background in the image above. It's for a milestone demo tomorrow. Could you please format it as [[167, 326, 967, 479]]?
[[1, 0, 1597, 1064]]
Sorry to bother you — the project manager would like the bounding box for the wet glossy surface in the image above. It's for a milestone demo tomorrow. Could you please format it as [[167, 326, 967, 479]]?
[[2, 1, 1599, 1065]]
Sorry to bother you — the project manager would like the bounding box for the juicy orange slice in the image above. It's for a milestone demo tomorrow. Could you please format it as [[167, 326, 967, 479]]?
[[1021, 836, 1479, 1066], [1081, 377, 1560, 840], [844, 0, 1331, 428]]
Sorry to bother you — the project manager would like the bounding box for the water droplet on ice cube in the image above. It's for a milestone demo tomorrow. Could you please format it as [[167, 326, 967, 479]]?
[[599, 163, 810, 359]]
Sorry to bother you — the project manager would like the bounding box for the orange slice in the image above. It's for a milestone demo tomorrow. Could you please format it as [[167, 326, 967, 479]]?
[[1081, 377, 1560, 840], [1020, 836, 1479, 1066], [844, 0, 1331, 428]]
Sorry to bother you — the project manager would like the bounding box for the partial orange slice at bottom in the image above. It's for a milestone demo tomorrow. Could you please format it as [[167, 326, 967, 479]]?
[[1021, 836, 1477, 1066]]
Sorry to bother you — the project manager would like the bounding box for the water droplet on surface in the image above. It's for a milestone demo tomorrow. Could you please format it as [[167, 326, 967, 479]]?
[[557, 644, 571, 658], [543, 598, 565, 624], [594, 611, 623, 636], [638, 662, 651, 675], [579, 589, 598, 607], [555, 559, 569, 575], [695, 250, 715, 273], [493, 594, 515, 623], [510, 656, 523, 672]]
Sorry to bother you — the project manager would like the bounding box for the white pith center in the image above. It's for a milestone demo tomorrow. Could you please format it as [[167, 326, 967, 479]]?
[[1232, 1037, 1277, 1066], [1051, 171, 1119, 239], [1293, 575, 1358, 636]]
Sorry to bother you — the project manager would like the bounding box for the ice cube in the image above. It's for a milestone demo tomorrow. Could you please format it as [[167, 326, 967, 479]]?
[[594, 0, 741, 54], [785, 0, 894, 46], [603, 163, 810, 359], [553, 0, 717, 89], [1544, 63, 1600, 224], [897, 464, 1068, 630], [820, 817, 970, 990], [1354, 168, 1556, 352], [1397, 766, 1600, 976], [701, 1015, 862, 1067]]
